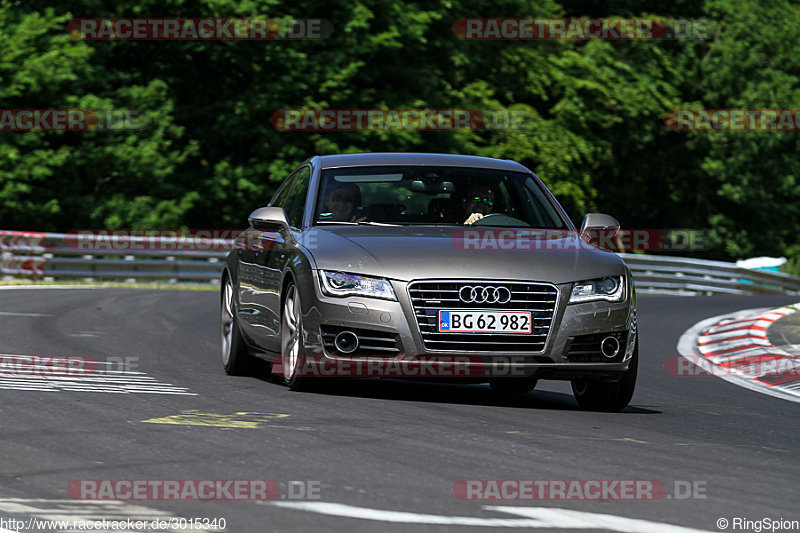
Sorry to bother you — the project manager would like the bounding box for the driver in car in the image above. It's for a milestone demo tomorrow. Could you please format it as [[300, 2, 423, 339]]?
[[462, 184, 496, 225], [321, 183, 365, 222]]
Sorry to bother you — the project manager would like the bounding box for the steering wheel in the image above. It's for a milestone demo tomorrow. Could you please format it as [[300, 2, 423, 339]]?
[[470, 213, 529, 227]]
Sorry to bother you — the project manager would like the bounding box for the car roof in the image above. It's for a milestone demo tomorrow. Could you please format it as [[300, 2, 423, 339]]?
[[313, 152, 531, 173]]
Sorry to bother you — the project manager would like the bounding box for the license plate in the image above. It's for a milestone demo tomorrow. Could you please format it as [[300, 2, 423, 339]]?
[[438, 310, 532, 333]]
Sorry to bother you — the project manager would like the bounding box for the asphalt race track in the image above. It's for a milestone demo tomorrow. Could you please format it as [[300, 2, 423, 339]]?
[[0, 288, 798, 532]]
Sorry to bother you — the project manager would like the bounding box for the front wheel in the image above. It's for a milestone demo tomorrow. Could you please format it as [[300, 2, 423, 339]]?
[[279, 283, 315, 391], [221, 276, 253, 375], [571, 339, 638, 411]]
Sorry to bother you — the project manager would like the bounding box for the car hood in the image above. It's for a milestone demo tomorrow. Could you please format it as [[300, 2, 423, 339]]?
[[301, 226, 626, 284]]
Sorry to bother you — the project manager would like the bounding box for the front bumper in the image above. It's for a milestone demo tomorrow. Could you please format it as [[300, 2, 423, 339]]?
[[300, 275, 636, 381]]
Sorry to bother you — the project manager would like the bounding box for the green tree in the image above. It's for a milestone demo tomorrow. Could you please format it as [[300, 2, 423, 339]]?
[[1, 0, 798, 266]]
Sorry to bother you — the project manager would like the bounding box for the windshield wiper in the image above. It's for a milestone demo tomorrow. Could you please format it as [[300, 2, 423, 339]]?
[[315, 221, 403, 226]]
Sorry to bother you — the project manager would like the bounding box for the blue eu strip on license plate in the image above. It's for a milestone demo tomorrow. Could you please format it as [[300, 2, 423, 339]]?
[[440, 311, 451, 331]]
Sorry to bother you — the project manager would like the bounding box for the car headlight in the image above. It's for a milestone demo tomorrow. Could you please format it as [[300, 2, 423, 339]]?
[[319, 270, 397, 301], [569, 276, 625, 304]]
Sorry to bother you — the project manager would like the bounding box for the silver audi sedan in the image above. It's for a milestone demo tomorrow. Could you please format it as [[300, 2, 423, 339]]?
[[221, 153, 638, 411]]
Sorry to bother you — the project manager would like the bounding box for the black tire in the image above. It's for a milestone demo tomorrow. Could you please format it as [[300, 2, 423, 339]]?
[[490, 378, 537, 394], [221, 275, 254, 375], [571, 339, 638, 411], [279, 282, 316, 392]]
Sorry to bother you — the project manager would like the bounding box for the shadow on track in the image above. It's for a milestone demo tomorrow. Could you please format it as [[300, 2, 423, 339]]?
[[244, 363, 661, 414]]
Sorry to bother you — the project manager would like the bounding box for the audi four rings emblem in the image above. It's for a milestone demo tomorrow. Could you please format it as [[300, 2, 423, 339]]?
[[458, 285, 512, 304]]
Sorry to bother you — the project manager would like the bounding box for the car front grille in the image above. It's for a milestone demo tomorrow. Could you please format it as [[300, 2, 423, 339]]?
[[408, 281, 559, 353]]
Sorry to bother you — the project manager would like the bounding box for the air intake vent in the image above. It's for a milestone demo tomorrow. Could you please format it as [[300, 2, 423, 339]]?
[[564, 331, 628, 362], [320, 325, 400, 357]]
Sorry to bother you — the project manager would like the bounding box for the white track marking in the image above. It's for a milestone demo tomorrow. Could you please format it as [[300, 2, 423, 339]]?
[[697, 337, 771, 351], [491, 506, 713, 533], [677, 305, 800, 404], [0, 311, 54, 317], [698, 331, 766, 343], [268, 502, 713, 532], [270, 501, 541, 526], [0, 355, 195, 395], [0, 285, 99, 290]]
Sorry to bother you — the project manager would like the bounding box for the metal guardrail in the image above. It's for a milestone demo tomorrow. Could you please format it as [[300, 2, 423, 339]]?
[[2, 230, 799, 295], [618, 253, 800, 296], [0, 230, 228, 284]]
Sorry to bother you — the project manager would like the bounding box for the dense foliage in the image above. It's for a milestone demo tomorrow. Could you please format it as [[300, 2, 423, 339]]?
[[1, 0, 799, 263]]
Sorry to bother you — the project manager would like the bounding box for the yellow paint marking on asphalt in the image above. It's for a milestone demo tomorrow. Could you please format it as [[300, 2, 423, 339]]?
[[141, 410, 290, 428]]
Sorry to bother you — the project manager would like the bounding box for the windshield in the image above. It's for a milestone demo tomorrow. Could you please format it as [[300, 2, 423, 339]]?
[[313, 165, 568, 228]]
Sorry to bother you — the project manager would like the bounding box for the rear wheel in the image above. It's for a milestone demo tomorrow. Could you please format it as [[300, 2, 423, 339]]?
[[221, 276, 253, 375], [279, 283, 315, 391], [571, 339, 638, 411]]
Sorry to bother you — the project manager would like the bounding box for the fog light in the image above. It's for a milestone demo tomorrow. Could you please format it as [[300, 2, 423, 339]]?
[[600, 336, 620, 358], [334, 331, 359, 354]]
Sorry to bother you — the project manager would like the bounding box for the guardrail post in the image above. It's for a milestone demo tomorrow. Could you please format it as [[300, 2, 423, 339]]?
[[166, 255, 177, 284], [208, 257, 220, 285], [125, 254, 136, 283], [82, 254, 94, 282]]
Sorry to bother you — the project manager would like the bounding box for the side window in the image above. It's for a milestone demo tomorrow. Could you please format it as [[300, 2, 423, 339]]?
[[282, 166, 312, 228], [270, 174, 296, 208], [522, 178, 566, 229]]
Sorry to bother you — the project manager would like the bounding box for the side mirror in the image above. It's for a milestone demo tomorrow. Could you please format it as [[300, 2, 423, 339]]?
[[248, 207, 291, 234], [580, 213, 620, 239]]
